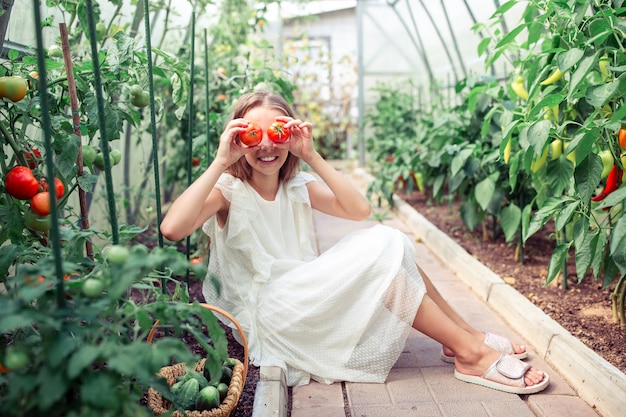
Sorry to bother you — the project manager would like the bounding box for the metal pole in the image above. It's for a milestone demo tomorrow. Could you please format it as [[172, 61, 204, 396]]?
[[357, 0, 365, 167]]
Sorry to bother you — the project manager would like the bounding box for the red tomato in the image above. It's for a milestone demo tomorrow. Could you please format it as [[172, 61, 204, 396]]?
[[30, 191, 51, 216], [239, 122, 262, 147], [40, 177, 65, 199], [192, 156, 201, 167], [5, 166, 40, 200], [267, 121, 290, 143], [24, 148, 42, 169]]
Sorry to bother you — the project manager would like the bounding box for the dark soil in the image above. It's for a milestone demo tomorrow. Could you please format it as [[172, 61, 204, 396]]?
[[401, 189, 626, 375]]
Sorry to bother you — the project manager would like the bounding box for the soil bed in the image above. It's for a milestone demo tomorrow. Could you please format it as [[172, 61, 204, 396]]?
[[401, 190, 625, 374]]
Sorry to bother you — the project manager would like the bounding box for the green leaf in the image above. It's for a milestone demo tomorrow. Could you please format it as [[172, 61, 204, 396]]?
[[546, 155, 574, 195], [491, 0, 519, 18], [475, 173, 499, 212], [477, 37, 491, 56], [529, 94, 565, 120], [495, 24, 526, 50], [501, 203, 521, 243], [586, 79, 621, 107], [554, 200, 580, 231], [524, 196, 574, 242], [450, 148, 473, 177], [596, 186, 626, 210], [545, 244, 570, 286], [460, 197, 482, 231], [574, 153, 603, 203], [574, 231, 596, 283], [80, 373, 120, 409], [558, 48, 585, 71], [68, 345, 101, 379], [568, 53, 597, 101], [527, 120, 552, 155], [610, 215, 626, 260]]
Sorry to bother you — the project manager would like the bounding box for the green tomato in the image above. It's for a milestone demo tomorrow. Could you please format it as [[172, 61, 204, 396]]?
[[110, 149, 122, 165], [105, 245, 130, 264], [4, 347, 29, 371], [96, 22, 107, 41], [82, 278, 105, 297], [129, 85, 150, 108], [82, 145, 98, 164], [24, 210, 51, 232], [93, 152, 105, 170], [47, 44, 63, 58]]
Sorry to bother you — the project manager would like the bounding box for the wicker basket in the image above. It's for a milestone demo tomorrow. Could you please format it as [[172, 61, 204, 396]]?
[[146, 304, 249, 417]]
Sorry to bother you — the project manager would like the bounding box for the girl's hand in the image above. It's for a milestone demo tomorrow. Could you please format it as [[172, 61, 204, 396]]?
[[214, 118, 257, 168], [274, 117, 317, 162]]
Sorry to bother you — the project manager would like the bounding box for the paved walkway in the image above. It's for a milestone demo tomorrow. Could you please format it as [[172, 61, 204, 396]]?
[[252, 167, 626, 417]]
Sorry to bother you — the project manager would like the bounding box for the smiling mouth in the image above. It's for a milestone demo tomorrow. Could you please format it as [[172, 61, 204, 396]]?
[[258, 156, 278, 162]]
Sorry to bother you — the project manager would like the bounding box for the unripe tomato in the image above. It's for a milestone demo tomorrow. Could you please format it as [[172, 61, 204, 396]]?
[[47, 44, 63, 58], [30, 191, 51, 216], [40, 177, 65, 199], [23, 210, 51, 232], [0, 76, 28, 102], [105, 245, 130, 264], [82, 278, 105, 297], [82, 145, 98, 164], [110, 149, 122, 165], [5, 166, 40, 200], [129, 85, 149, 108], [3, 347, 29, 371]]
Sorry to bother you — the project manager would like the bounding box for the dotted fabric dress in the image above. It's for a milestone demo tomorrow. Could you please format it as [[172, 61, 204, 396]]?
[[202, 172, 427, 386]]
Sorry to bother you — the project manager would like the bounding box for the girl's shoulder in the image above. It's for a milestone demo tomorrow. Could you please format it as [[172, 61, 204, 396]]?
[[215, 172, 243, 202], [285, 171, 316, 204]]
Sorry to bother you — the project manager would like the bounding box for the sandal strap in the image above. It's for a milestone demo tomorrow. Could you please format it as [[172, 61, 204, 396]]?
[[484, 332, 514, 354]]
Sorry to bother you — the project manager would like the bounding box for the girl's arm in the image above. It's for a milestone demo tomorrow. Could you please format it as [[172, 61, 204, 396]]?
[[278, 117, 371, 221], [160, 118, 255, 241]]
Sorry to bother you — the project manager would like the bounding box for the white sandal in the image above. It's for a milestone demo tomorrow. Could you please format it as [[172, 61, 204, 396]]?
[[440, 332, 528, 363], [454, 353, 549, 394]]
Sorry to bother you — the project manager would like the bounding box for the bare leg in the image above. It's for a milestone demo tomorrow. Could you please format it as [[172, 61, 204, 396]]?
[[413, 295, 545, 386], [417, 265, 526, 357]]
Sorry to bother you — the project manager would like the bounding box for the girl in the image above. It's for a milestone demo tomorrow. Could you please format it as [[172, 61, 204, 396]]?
[[160, 91, 549, 394]]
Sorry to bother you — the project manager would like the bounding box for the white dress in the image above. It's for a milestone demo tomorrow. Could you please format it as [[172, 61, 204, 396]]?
[[202, 172, 426, 386]]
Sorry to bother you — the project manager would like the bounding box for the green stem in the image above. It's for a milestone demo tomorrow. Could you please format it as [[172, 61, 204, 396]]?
[[185, 11, 196, 288], [84, 0, 119, 245], [33, 0, 65, 308]]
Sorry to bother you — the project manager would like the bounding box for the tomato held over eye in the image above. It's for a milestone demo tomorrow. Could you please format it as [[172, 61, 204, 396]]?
[[239, 122, 262, 147], [5, 166, 40, 200], [267, 121, 290, 143]]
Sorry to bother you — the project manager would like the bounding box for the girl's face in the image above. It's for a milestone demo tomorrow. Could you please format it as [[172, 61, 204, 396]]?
[[242, 106, 289, 179]]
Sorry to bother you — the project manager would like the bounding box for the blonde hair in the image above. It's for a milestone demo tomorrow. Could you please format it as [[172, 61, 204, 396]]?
[[226, 91, 300, 182]]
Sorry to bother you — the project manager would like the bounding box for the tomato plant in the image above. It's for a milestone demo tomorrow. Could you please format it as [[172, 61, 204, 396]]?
[[268, 121, 290, 143], [239, 122, 262, 146], [4, 166, 40, 200]]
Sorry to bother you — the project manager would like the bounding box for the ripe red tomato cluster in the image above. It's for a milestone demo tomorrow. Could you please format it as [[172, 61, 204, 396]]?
[[4, 165, 65, 232]]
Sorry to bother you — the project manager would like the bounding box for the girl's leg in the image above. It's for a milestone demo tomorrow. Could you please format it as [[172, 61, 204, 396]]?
[[412, 295, 545, 386], [417, 264, 526, 356]]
